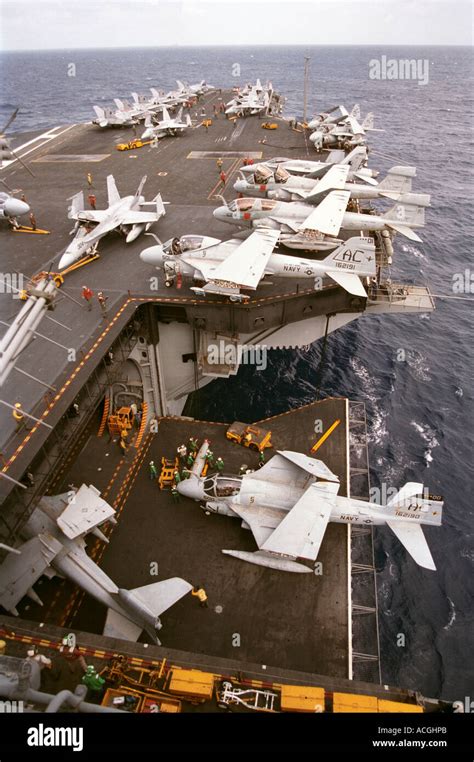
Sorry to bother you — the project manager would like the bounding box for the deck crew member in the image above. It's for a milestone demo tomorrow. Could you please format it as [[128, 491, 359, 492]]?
[[216, 456, 224, 473], [177, 443, 187, 463], [97, 291, 108, 317], [82, 285, 93, 311], [12, 402, 26, 433], [192, 585, 208, 608], [149, 461, 158, 480]]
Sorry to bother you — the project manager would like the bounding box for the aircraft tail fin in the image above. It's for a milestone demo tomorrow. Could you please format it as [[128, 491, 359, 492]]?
[[350, 103, 361, 119], [162, 106, 171, 123], [383, 198, 429, 234], [133, 175, 147, 203], [322, 236, 376, 296], [378, 166, 417, 193], [144, 113, 153, 128], [362, 112, 375, 130], [176, 106, 183, 122], [185, 113, 192, 127], [342, 145, 368, 171], [176, 79, 185, 91], [67, 190, 84, 219], [131, 92, 139, 104], [104, 578, 192, 643], [93, 106, 106, 126], [114, 98, 125, 111], [107, 175, 121, 206], [386, 521, 437, 570], [386, 483, 443, 526]]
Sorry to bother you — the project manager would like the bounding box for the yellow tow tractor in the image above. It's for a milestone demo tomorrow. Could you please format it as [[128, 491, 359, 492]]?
[[116, 139, 154, 152], [261, 122, 278, 130], [107, 406, 134, 438], [226, 422, 272, 452], [30, 249, 100, 289]]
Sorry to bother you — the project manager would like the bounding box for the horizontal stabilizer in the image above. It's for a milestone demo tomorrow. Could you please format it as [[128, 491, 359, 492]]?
[[130, 577, 193, 617], [386, 521, 436, 570], [103, 608, 143, 642], [122, 210, 161, 225], [385, 222, 423, 242], [329, 270, 368, 297], [0, 534, 63, 613]]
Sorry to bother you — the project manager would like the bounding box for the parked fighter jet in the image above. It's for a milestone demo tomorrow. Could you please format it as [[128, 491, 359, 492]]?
[[177, 446, 443, 573], [309, 113, 377, 151], [0, 189, 30, 224], [307, 104, 359, 131], [246, 146, 379, 185], [140, 230, 376, 298], [141, 107, 192, 140], [0, 485, 192, 642], [234, 162, 416, 203], [225, 79, 272, 117], [176, 79, 214, 96], [59, 175, 166, 269], [92, 105, 138, 128], [214, 180, 430, 250]]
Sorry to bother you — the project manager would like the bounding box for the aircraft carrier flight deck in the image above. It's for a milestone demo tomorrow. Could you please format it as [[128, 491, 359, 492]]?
[[0, 87, 406, 696]]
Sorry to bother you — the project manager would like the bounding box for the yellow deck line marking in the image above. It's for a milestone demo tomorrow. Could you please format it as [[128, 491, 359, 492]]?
[[311, 419, 341, 453]]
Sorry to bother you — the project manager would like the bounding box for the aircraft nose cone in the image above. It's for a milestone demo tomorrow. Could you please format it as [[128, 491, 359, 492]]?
[[58, 249, 79, 270], [5, 199, 30, 218], [139, 245, 163, 265], [177, 477, 203, 500], [213, 206, 228, 220]]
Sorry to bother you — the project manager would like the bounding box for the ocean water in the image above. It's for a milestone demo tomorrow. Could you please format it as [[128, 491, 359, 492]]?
[[1, 45, 473, 701]]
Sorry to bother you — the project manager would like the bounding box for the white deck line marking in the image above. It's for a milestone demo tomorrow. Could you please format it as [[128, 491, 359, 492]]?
[[1, 124, 78, 169]]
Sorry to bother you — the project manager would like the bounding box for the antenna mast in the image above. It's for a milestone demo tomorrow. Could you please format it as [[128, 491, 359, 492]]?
[[303, 56, 311, 125]]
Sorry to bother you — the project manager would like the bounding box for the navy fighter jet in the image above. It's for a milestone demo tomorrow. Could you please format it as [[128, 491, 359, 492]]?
[[178, 446, 443, 573], [234, 162, 417, 202], [92, 104, 138, 128], [0, 485, 192, 643], [59, 175, 166, 270], [214, 167, 431, 250], [140, 230, 377, 299], [141, 107, 192, 140]]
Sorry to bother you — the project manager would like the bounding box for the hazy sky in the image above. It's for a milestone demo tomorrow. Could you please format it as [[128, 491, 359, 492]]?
[[1, 0, 472, 50]]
